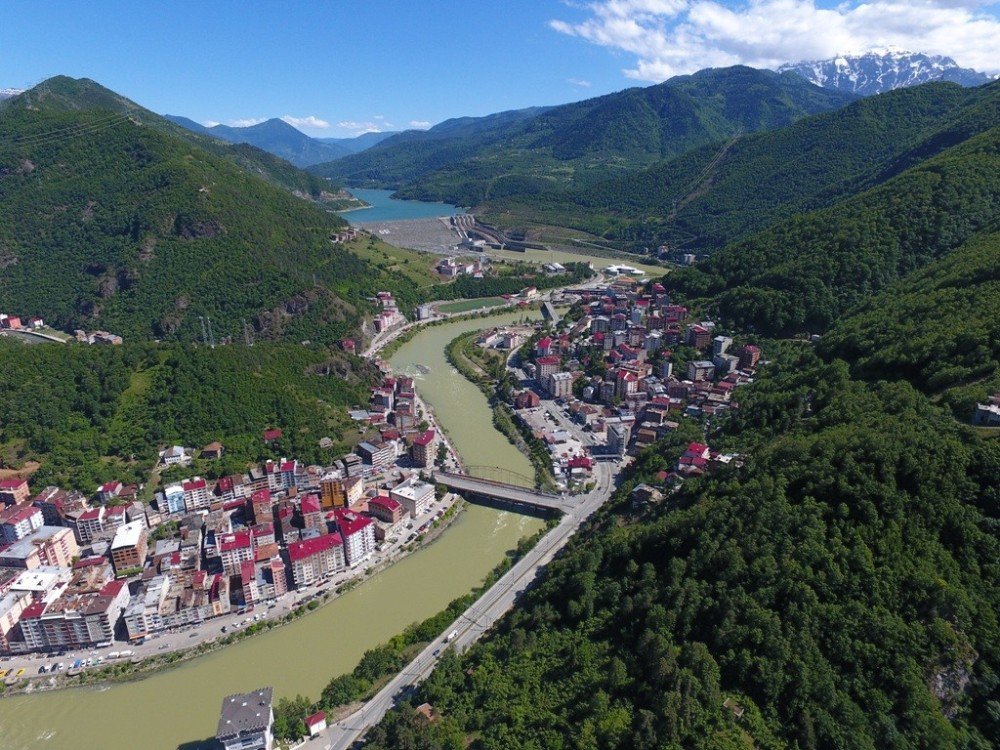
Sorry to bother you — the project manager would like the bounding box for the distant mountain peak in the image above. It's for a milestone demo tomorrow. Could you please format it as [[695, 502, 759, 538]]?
[[0, 87, 23, 100], [779, 51, 990, 95]]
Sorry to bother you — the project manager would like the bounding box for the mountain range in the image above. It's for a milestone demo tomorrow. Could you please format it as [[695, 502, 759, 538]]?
[[163, 115, 395, 167], [309, 66, 857, 207], [779, 50, 991, 95]]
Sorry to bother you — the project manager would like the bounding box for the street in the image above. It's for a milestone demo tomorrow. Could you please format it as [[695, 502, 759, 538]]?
[[320, 460, 616, 750]]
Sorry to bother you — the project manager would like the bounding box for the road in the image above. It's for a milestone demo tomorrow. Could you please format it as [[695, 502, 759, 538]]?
[[320, 461, 616, 750]]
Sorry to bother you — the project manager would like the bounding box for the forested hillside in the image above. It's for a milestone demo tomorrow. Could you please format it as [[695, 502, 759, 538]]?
[[0, 339, 374, 490], [311, 67, 854, 207], [664, 122, 1000, 334], [3, 76, 344, 202], [363, 344, 1000, 750], [819, 231, 1000, 420], [0, 78, 422, 342]]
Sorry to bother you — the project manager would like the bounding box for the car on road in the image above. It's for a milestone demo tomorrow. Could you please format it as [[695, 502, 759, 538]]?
[[15, 668, 25, 677], [433, 649, 440, 656], [0, 669, 7, 678]]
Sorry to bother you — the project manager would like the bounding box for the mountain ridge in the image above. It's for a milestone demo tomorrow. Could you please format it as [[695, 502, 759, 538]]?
[[309, 66, 857, 206], [164, 114, 352, 167], [779, 50, 990, 95]]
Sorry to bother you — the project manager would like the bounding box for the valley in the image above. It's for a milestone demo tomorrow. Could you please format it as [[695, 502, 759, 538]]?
[[0, 22, 999, 750]]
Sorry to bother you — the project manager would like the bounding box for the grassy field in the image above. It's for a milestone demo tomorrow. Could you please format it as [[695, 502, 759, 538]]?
[[436, 297, 509, 314], [343, 235, 442, 289]]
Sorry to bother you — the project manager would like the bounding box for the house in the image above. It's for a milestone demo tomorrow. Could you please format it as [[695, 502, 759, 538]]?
[[96, 481, 123, 503], [685, 324, 712, 350], [973, 395, 1000, 427], [161, 484, 186, 515], [305, 711, 327, 737], [201, 442, 224, 460], [263, 428, 283, 443], [160, 445, 190, 466], [216, 687, 274, 750]]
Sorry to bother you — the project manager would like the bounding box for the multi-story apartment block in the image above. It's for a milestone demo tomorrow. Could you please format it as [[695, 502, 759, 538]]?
[[286, 534, 345, 588]]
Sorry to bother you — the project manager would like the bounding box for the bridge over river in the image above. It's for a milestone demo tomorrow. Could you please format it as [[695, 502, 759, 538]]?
[[433, 470, 575, 514]]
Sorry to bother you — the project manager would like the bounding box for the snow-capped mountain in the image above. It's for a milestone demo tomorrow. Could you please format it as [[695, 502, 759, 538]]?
[[779, 51, 990, 96], [0, 88, 24, 100]]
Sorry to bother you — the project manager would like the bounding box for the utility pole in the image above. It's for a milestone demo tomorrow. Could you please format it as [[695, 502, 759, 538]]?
[[198, 316, 208, 346], [242, 319, 254, 347], [206, 316, 216, 348]]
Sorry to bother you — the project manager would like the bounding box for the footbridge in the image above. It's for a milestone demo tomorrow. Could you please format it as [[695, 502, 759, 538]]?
[[433, 470, 574, 514]]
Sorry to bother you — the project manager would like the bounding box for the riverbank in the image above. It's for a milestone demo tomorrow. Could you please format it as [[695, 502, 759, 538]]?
[[1, 496, 473, 698]]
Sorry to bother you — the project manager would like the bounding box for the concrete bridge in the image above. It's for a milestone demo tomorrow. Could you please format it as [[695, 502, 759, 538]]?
[[433, 470, 574, 514]]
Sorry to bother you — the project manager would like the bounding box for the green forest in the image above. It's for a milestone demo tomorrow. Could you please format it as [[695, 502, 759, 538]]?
[[0, 79, 434, 345], [0, 339, 375, 490], [362, 346, 1000, 750], [311, 67, 853, 208]]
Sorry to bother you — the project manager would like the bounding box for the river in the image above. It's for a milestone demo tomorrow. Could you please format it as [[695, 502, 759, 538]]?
[[0, 310, 542, 750], [341, 189, 462, 223]]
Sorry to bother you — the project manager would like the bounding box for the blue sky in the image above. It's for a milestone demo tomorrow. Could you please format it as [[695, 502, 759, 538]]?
[[2, 1, 999, 137]]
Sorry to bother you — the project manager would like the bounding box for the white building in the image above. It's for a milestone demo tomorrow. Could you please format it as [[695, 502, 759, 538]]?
[[390, 477, 435, 519]]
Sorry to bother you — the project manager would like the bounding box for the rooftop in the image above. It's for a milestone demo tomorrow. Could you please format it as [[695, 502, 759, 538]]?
[[216, 687, 274, 741], [287, 533, 342, 562], [111, 520, 146, 551]]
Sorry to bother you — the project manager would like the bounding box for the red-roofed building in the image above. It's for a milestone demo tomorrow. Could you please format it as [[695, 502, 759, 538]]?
[[76, 507, 106, 545], [300, 494, 324, 531], [250, 489, 272, 525], [536, 355, 561, 380], [182, 477, 211, 512], [0, 504, 43, 544], [286, 533, 345, 588], [305, 711, 328, 736], [367, 495, 405, 525], [410, 429, 437, 469], [218, 531, 253, 575], [535, 336, 554, 357], [334, 510, 375, 567], [263, 428, 283, 443], [0, 479, 29, 507], [97, 481, 123, 503]]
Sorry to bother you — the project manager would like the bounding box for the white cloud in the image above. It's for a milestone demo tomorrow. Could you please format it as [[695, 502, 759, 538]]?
[[280, 115, 331, 129], [202, 120, 220, 128], [408, 120, 432, 128], [337, 120, 384, 134], [226, 117, 267, 127], [568, 78, 593, 87], [550, 0, 1000, 79]]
